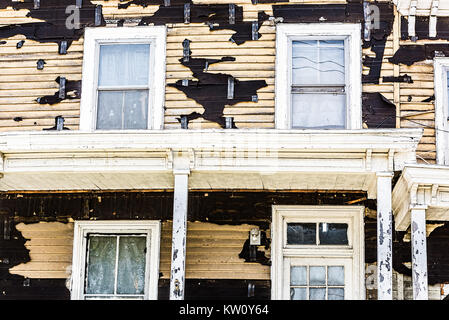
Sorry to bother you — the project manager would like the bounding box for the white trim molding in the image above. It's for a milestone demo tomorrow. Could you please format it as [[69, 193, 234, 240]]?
[[0, 129, 422, 193], [271, 205, 365, 300], [70, 220, 161, 300], [80, 26, 167, 132], [393, 164, 449, 231], [275, 23, 362, 130], [434, 57, 449, 165]]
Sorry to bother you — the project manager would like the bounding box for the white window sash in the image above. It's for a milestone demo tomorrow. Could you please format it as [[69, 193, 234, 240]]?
[[434, 57, 449, 165], [275, 24, 362, 130], [80, 26, 167, 132], [71, 220, 161, 300]]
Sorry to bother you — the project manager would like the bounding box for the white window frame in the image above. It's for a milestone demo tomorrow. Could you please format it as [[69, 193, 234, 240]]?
[[275, 23, 362, 130], [434, 57, 449, 165], [271, 205, 365, 300], [79, 26, 166, 132], [70, 220, 161, 300]]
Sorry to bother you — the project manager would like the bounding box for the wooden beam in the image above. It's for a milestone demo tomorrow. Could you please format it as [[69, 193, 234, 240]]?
[[377, 172, 394, 300], [411, 205, 429, 300]]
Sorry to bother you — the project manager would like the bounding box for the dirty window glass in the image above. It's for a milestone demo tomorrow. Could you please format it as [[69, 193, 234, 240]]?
[[290, 265, 345, 300], [287, 223, 316, 245], [86, 236, 116, 294], [291, 40, 346, 129], [117, 236, 147, 294], [319, 223, 348, 245], [96, 44, 150, 130], [85, 234, 147, 299]]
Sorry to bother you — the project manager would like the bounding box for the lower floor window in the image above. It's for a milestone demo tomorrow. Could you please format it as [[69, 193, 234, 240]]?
[[271, 206, 364, 300], [71, 221, 160, 300]]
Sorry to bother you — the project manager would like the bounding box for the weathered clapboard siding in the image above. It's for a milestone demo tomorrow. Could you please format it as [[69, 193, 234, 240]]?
[[0, 0, 442, 157], [9, 222, 74, 279], [160, 221, 270, 280]]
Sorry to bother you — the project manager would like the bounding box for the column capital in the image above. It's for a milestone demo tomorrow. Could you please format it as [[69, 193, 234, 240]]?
[[376, 171, 394, 178]]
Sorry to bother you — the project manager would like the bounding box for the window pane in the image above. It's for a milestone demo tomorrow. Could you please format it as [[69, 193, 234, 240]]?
[[328, 266, 345, 286], [290, 266, 307, 286], [292, 40, 345, 85], [117, 236, 147, 295], [98, 44, 150, 87], [290, 287, 307, 300], [292, 93, 346, 129], [328, 288, 345, 300], [287, 223, 316, 245], [86, 236, 117, 295], [97, 90, 148, 130], [309, 266, 326, 285], [319, 223, 348, 245], [309, 288, 326, 300]]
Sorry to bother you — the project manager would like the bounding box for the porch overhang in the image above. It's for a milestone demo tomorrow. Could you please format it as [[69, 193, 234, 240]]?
[[393, 164, 449, 231], [0, 129, 422, 195]]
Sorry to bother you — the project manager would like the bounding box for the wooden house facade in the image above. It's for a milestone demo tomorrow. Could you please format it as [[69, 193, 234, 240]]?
[[0, 0, 449, 300]]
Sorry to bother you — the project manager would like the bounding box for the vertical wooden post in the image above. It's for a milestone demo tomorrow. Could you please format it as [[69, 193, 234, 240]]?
[[377, 172, 394, 300], [411, 205, 428, 300], [169, 151, 191, 300]]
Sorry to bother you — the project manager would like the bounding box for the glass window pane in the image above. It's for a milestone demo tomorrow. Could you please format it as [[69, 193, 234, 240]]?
[[287, 223, 316, 245], [309, 266, 326, 285], [97, 91, 123, 129], [327, 266, 345, 286], [290, 287, 307, 300], [98, 44, 150, 87], [290, 266, 307, 286], [319, 223, 349, 245], [86, 236, 117, 295], [97, 90, 148, 130], [117, 236, 147, 295], [123, 90, 149, 129], [292, 40, 345, 85], [328, 288, 345, 300], [291, 93, 346, 129], [309, 288, 326, 300]]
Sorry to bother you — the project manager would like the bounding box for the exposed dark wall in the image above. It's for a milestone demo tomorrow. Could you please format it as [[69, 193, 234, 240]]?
[[1, 191, 449, 299]]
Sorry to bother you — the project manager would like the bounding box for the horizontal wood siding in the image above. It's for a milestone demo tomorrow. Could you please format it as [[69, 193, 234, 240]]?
[[160, 221, 270, 279]]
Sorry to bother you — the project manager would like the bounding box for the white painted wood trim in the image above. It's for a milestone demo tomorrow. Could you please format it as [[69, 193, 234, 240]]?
[[434, 58, 449, 165], [271, 205, 365, 300], [169, 173, 189, 300], [376, 172, 394, 300], [275, 23, 362, 130], [80, 26, 166, 132], [70, 220, 161, 300], [411, 206, 429, 300]]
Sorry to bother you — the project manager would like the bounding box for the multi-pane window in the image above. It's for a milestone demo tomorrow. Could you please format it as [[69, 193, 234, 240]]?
[[85, 234, 147, 299], [291, 40, 346, 129], [80, 27, 166, 132], [71, 221, 160, 300], [96, 44, 151, 130], [290, 265, 345, 300], [275, 24, 361, 130], [272, 206, 364, 300]]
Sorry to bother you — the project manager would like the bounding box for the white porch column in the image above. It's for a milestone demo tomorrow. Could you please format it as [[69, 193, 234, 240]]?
[[169, 152, 191, 300], [376, 172, 394, 300], [411, 205, 428, 300]]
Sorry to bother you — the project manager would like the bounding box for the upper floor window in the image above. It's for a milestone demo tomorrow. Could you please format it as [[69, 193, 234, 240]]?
[[80, 27, 166, 131], [434, 58, 449, 165], [275, 24, 362, 130]]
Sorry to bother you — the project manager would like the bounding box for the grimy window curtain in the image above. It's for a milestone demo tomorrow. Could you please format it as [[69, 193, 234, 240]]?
[[96, 44, 150, 130], [291, 40, 346, 129]]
